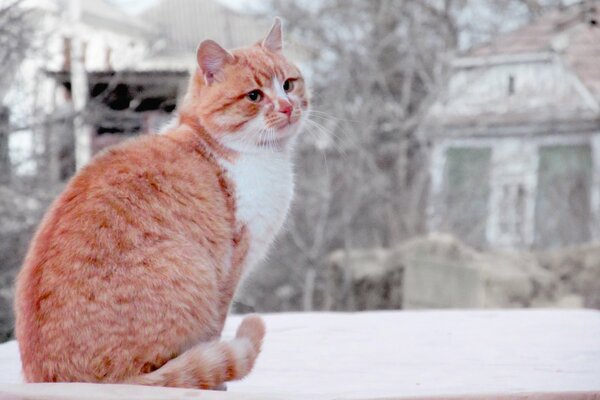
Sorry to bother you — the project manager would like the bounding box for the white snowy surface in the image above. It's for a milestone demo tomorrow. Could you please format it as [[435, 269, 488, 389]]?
[[1, 310, 599, 399]]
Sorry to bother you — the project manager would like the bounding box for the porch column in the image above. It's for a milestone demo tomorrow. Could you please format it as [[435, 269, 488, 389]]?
[[486, 139, 537, 249], [426, 141, 447, 232], [70, 0, 92, 170], [590, 135, 600, 241]]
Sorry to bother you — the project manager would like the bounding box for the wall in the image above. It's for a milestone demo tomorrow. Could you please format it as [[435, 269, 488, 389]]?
[[325, 234, 599, 311]]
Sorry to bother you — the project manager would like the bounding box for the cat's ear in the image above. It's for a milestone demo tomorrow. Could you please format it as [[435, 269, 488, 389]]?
[[262, 17, 283, 53], [196, 40, 234, 84]]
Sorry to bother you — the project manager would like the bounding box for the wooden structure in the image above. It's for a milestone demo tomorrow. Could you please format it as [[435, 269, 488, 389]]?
[[46, 69, 188, 155], [0, 310, 599, 399], [22, 0, 281, 183]]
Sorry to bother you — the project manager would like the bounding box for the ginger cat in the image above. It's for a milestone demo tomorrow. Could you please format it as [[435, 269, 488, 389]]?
[[14, 18, 308, 389]]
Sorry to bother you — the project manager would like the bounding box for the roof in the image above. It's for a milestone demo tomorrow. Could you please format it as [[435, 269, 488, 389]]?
[[54, 0, 150, 38], [468, 5, 591, 57], [141, 0, 268, 56], [465, 1, 600, 100], [46, 69, 188, 83]]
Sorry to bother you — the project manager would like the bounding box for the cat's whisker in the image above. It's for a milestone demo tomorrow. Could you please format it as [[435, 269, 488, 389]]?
[[245, 127, 264, 149], [308, 128, 346, 162], [306, 112, 362, 150], [268, 128, 276, 153], [271, 129, 278, 153], [262, 128, 270, 151], [306, 115, 351, 143], [307, 110, 358, 123], [307, 116, 359, 154], [304, 118, 349, 157], [302, 126, 334, 179], [266, 130, 273, 152]]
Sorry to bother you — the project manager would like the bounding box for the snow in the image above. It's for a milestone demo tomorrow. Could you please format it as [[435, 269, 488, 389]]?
[[1, 310, 600, 399]]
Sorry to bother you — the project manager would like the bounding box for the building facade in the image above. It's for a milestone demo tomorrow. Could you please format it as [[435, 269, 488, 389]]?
[[425, 3, 600, 250], [9, 0, 278, 181]]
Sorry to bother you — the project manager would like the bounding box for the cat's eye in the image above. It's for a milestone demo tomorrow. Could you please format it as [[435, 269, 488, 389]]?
[[283, 79, 294, 92], [247, 90, 263, 102]]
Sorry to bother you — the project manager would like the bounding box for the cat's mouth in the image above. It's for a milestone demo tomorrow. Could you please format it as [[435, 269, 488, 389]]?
[[266, 111, 302, 131]]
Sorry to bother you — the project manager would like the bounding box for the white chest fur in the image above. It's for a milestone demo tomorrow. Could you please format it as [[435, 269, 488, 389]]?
[[221, 152, 294, 272]]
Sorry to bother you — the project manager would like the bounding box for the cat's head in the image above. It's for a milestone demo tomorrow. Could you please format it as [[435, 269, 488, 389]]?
[[181, 18, 309, 153]]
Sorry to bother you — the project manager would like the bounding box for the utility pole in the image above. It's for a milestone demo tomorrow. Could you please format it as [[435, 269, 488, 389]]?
[[0, 106, 10, 185], [69, 0, 91, 170]]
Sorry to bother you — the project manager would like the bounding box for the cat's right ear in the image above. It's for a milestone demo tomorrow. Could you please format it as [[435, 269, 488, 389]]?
[[262, 17, 283, 53], [196, 40, 234, 85]]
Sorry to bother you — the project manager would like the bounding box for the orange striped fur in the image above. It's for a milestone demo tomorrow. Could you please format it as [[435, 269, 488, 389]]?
[[14, 18, 308, 389]]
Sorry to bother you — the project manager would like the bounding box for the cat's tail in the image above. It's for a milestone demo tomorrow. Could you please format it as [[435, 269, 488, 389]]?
[[125, 314, 265, 389]]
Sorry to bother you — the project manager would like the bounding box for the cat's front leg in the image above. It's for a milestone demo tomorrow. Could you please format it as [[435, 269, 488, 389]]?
[[231, 224, 250, 273], [218, 224, 250, 328]]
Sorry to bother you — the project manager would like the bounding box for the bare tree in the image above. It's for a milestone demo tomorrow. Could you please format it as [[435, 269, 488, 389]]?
[[0, 0, 38, 182], [238, 0, 573, 312], [237, 0, 461, 311], [0, 0, 47, 341], [0, 0, 37, 98]]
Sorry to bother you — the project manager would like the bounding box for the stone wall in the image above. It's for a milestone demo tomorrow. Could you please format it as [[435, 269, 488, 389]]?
[[326, 248, 403, 310], [326, 234, 599, 311]]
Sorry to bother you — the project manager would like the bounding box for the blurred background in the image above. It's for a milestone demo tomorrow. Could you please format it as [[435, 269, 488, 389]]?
[[1, 0, 599, 343]]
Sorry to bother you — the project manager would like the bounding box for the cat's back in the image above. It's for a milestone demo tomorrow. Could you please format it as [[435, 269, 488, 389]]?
[[19, 130, 226, 269], [26, 129, 228, 247], [14, 129, 235, 382]]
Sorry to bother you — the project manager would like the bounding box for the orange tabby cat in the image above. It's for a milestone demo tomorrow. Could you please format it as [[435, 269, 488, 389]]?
[[14, 18, 308, 389]]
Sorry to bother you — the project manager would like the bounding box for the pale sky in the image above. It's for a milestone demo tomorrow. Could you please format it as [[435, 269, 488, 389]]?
[[108, 0, 261, 14]]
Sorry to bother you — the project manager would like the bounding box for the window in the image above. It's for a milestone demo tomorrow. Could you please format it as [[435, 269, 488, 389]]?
[[535, 144, 592, 248], [443, 147, 492, 248]]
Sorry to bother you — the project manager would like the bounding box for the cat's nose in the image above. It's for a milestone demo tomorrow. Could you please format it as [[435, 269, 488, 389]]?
[[278, 99, 293, 118]]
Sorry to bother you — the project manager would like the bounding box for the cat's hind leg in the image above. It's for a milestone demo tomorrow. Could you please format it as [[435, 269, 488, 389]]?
[[126, 314, 265, 389]]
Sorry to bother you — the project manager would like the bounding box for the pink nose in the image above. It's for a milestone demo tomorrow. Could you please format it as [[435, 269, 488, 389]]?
[[278, 100, 293, 117]]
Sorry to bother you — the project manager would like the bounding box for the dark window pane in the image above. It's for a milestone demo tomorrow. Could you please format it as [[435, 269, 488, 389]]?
[[535, 144, 592, 248], [443, 147, 491, 248]]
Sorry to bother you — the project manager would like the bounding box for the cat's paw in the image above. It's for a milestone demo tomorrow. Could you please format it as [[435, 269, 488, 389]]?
[[211, 383, 227, 391]]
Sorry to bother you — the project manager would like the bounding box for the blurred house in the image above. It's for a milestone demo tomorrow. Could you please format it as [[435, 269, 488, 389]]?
[[425, 2, 600, 250], [139, 0, 270, 70], [23, 0, 272, 181]]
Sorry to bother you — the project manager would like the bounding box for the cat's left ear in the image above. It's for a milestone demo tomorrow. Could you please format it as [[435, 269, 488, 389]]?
[[262, 17, 283, 53], [197, 40, 234, 84]]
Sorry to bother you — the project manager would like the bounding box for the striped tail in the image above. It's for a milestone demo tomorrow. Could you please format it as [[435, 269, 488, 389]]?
[[126, 314, 266, 389]]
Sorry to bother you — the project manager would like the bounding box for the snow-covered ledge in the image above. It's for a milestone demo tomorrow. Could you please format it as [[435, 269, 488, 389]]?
[[1, 310, 599, 399]]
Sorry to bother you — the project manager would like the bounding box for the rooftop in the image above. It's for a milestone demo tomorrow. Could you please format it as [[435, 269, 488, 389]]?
[[141, 0, 267, 56], [465, 1, 600, 100]]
